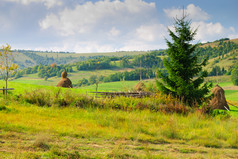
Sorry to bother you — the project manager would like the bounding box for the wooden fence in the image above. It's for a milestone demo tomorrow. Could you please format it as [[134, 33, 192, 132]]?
[[91, 91, 152, 98]]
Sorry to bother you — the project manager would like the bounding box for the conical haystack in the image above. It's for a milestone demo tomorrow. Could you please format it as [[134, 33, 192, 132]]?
[[134, 81, 146, 92], [56, 71, 73, 88], [210, 85, 229, 110]]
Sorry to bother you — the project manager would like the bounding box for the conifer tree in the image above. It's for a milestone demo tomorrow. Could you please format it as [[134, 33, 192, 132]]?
[[156, 15, 211, 106]]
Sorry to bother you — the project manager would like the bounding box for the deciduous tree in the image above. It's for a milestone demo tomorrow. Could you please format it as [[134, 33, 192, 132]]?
[[0, 44, 18, 95]]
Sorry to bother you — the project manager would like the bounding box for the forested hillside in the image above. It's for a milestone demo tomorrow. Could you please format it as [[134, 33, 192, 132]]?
[[13, 50, 149, 69], [11, 38, 238, 87]]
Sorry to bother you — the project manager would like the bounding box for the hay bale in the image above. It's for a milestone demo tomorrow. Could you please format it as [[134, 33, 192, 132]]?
[[56, 71, 73, 88], [61, 71, 67, 78], [210, 85, 229, 110], [134, 81, 146, 92]]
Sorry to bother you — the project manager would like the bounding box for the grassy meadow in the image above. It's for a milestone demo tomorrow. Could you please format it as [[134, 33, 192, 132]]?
[[0, 77, 237, 158], [0, 100, 238, 158]]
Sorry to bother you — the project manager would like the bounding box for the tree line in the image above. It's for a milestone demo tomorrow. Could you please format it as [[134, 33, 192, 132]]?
[[14, 64, 73, 80], [74, 68, 156, 87]]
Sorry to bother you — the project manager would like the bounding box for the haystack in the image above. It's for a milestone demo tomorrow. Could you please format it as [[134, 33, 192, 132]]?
[[134, 81, 146, 92], [56, 71, 73, 88], [210, 84, 229, 110]]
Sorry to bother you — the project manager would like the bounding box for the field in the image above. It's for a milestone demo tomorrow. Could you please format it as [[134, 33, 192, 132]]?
[[0, 78, 237, 158], [0, 101, 238, 158], [12, 68, 135, 86]]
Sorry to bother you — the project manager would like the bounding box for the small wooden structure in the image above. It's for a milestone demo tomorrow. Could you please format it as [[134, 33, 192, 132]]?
[[0, 87, 14, 95], [92, 91, 152, 98]]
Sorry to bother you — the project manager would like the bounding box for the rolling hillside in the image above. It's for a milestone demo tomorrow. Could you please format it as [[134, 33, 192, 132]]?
[[13, 50, 150, 69]]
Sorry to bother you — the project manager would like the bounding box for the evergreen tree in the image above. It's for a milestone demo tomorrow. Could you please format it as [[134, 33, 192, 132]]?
[[156, 15, 211, 106]]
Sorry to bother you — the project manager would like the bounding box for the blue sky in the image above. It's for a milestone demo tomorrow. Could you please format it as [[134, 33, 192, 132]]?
[[0, 0, 237, 53]]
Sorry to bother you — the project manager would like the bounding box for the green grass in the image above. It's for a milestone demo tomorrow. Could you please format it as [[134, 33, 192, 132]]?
[[0, 98, 237, 158], [225, 90, 238, 102], [12, 68, 134, 86], [82, 80, 139, 92], [0, 78, 237, 158]]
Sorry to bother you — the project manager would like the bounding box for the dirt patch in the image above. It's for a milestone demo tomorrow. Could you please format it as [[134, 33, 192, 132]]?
[[223, 86, 238, 90]]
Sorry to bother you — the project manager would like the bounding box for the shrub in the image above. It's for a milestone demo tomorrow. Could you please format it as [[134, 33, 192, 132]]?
[[231, 68, 238, 86], [20, 88, 101, 108]]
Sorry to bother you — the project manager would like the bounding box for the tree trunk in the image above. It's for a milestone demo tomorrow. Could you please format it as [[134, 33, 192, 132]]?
[[5, 75, 8, 97]]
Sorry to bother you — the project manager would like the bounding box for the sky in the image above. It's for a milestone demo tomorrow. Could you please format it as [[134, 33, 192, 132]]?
[[0, 0, 237, 53]]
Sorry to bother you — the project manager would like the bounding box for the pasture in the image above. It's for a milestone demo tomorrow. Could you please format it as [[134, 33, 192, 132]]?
[[0, 90, 238, 158], [0, 76, 237, 158]]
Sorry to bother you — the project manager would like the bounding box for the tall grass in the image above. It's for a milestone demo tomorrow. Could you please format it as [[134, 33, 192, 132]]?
[[0, 90, 238, 158], [0, 98, 237, 149], [16, 88, 191, 115]]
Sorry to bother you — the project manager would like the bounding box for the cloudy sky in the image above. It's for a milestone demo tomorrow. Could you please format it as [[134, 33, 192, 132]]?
[[0, 0, 237, 53]]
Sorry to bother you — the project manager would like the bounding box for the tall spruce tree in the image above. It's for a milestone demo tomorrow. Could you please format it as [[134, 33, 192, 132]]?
[[156, 15, 211, 106]]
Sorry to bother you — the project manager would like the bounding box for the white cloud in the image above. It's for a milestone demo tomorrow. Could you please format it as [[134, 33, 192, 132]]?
[[228, 34, 238, 40], [164, 4, 238, 43], [39, 0, 157, 36], [136, 24, 167, 42], [109, 27, 120, 37], [38, 0, 166, 52], [3, 0, 62, 8], [191, 21, 224, 42], [164, 4, 210, 21]]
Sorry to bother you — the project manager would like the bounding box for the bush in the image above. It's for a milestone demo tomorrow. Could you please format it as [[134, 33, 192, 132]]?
[[20, 88, 101, 108], [231, 68, 238, 86]]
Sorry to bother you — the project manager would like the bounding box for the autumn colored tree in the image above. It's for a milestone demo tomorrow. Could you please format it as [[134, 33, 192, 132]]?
[[0, 44, 18, 95]]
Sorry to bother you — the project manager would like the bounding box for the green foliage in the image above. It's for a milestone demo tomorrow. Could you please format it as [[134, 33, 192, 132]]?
[[209, 66, 226, 76], [132, 53, 163, 68], [15, 63, 73, 79], [0, 44, 19, 91], [22, 52, 79, 66], [157, 15, 211, 106], [197, 40, 238, 60], [120, 57, 131, 68], [74, 68, 156, 87], [76, 57, 112, 70], [231, 68, 238, 85], [0, 105, 7, 111], [103, 68, 155, 82], [226, 61, 238, 75], [210, 109, 230, 118]]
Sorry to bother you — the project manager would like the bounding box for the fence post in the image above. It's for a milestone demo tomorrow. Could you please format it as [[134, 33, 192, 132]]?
[[3, 87, 5, 95]]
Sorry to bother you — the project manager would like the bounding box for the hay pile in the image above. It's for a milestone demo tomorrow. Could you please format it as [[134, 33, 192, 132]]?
[[134, 81, 146, 92], [56, 71, 73, 88], [210, 84, 229, 110]]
